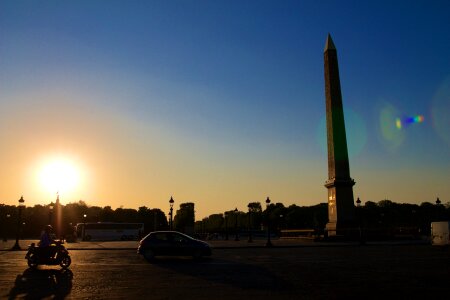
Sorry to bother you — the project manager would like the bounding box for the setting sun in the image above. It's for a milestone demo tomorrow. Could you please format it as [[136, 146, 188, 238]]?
[[38, 158, 80, 195]]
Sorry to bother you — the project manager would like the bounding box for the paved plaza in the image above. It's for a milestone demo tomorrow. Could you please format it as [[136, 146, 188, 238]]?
[[0, 238, 448, 299]]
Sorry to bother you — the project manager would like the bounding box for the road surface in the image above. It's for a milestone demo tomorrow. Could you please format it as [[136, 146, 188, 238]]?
[[1, 245, 449, 299]]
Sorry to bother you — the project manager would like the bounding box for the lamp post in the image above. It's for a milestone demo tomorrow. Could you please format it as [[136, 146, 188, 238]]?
[[49, 204, 54, 226], [247, 203, 253, 243], [279, 214, 284, 238], [5, 214, 11, 242], [0, 204, 5, 242], [224, 212, 228, 240], [169, 196, 174, 230], [356, 197, 364, 244], [435, 197, 442, 221], [82, 214, 87, 240], [265, 197, 272, 247], [12, 196, 25, 250], [234, 208, 239, 241]]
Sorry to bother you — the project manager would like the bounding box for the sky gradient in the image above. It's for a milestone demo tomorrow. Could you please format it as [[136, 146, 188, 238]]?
[[1, 0, 449, 219]]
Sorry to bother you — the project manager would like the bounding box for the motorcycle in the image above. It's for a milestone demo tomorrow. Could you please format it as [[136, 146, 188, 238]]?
[[25, 240, 72, 269]]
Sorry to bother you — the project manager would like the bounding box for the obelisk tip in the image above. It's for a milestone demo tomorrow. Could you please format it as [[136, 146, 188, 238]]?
[[324, 34, 336, 52]]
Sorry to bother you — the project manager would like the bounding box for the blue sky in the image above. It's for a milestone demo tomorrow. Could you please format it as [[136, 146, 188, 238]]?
[[0, 1, 449, 217]]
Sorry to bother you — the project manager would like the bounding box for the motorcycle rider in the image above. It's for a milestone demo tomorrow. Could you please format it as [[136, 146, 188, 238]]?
[[38, 225, 57, 258]]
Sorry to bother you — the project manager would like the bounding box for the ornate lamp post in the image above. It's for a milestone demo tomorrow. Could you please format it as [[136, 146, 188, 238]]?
[[0, 204, 5, 242], [12, 196, 25, 250], [265, 197, 272, 247], [169, 196, 174, 230], [356, 197, 364, 244], [279, 214, 284, 237], [435, 197, 442, 221], [247, 203, 253, 243], [48, 204, 54, 226], [82, 214, 87, 240], [224, 212, 229, 240], [234, 208, 239, 241], [5, 214, 11, 242]]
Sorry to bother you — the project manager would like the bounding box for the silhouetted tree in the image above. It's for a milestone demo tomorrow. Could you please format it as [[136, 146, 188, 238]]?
[[173, 202, 195, 233], [1, 198, 448, 239]]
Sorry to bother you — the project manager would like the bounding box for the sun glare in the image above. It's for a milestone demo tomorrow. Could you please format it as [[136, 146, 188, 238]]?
[[39, 158, 80, 195]]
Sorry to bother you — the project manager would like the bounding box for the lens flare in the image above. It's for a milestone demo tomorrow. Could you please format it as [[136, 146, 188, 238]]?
[[395, 115, 425, 130], [378, 102, 404, 151], [431, 78, 450, 147]]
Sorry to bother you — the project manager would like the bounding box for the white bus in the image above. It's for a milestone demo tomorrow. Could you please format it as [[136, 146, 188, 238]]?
[[76, 222, 144, 241], [431, 221, 449, 246]]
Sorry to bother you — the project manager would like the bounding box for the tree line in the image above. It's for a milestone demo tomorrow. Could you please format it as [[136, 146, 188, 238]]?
[[0, 199, 448, 240]]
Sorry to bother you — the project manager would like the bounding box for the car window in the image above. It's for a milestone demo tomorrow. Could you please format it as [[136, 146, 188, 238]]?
[[172, 233, 188, 242], [153, 233, 169, 241]]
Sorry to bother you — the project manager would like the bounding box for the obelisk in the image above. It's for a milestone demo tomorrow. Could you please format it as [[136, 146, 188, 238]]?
[[324, 34, 355, 236]]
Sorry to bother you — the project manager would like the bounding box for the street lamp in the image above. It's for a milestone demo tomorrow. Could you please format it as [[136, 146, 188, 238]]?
[[247, 203, 253, 243], [5, 214, 11, 242], [224, 212, 229, 240], [234, 208, 239, 241], [355, 197, 364, 244], [279, 214, 284, 235], [265, 197, 272, 247], [49, 204, 54, 226], [82, 214, 87, 240], [169, 196, 174, 230], [0, 204, 5, 242], [12, 196, 25, 250], [436, 197, 441, 205], [435, 197, 442, 221]]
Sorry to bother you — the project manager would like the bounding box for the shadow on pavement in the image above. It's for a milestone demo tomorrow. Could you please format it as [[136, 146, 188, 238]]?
[[148, 257, 292, 291], [8, 268, 73, 299]]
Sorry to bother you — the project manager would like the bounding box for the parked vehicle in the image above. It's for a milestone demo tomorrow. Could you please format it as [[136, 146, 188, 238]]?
[[138, 231, 212, 261], [25, 240, 72, 269], [76, 222, 144, 241]]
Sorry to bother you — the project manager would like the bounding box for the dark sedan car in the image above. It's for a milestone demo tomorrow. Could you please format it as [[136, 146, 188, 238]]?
[[138, 231, 212, 261]]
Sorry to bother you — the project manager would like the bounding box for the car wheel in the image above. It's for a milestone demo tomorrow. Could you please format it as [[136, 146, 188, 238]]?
[[143, 249, 155, 262]]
